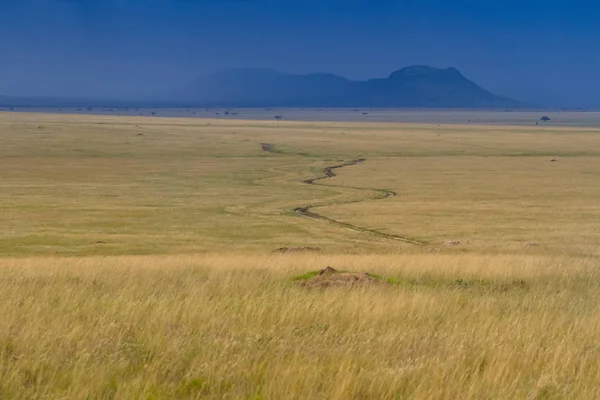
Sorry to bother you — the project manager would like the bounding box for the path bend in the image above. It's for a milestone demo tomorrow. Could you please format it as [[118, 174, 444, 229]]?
[[262, 143, 426, 246]]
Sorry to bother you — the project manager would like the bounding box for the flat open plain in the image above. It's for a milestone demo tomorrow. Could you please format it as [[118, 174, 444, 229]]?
[[9, 107, 600, 127], [1, 112, 600, 399]]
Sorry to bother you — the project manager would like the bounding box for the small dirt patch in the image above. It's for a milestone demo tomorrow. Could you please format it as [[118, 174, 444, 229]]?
[[298, 266, 385, 288], [260, 143, 273, 152], [273, 246, 321, 254], [445, 240, 461, 246]]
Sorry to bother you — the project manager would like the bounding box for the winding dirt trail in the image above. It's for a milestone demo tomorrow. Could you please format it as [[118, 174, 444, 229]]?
[[262, 143, 426, 246]]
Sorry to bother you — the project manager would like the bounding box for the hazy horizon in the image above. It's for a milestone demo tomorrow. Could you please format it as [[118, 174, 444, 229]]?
[[1, 0, 599, 107]]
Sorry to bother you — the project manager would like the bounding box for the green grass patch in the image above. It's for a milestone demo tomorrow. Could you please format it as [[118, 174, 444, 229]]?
[[292, 271, 321, 281]]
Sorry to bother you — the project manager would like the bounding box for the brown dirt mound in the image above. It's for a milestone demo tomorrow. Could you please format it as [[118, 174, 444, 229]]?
[[273, 246, 321, 254], [301, 266, 384, 288]]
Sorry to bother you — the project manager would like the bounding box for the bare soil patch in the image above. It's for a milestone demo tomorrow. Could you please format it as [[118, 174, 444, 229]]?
[[260, 143, 273, 152], [298, 266, 385, 288], [445, 240, 461, 246], [273, 246, 321, 254]]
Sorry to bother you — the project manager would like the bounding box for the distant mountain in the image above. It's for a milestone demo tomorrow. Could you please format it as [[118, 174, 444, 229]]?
[[0, 66, 521, 109], [160, 66, 521, 108]]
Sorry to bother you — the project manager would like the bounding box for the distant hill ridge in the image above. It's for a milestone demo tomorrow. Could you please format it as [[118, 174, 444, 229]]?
[[161, 65, 521, 108]]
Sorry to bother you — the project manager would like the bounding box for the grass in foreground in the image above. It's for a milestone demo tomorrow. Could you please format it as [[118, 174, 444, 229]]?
[[1, 254, 600, 399]]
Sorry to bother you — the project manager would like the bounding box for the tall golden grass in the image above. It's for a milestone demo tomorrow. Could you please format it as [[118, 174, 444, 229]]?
[[1, 254, 599, 399]]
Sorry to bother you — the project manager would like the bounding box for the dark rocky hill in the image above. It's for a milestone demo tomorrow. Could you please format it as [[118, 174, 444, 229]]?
[[161, 66, 520, 108]]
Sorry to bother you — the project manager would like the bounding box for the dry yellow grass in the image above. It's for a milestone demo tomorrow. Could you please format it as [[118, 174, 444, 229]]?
[[1, 112, 600, 398], [1, 255, 600, 399]]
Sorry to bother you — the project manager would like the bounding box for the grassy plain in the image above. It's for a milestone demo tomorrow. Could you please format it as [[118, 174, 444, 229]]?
[[1, 112, 600, 398]]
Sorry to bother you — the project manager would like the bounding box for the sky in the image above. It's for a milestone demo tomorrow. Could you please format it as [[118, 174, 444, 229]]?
[[0, 0, 599, 107]]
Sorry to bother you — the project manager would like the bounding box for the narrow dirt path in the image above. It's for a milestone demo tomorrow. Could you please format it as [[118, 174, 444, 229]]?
[[262, 143, 426, 246]]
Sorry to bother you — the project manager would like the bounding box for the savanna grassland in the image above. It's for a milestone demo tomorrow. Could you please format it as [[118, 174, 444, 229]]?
[[1, 112, 600, 399]]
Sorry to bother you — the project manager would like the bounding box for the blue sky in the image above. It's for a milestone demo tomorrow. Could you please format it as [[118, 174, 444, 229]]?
[[1, 0, 599, 107]]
